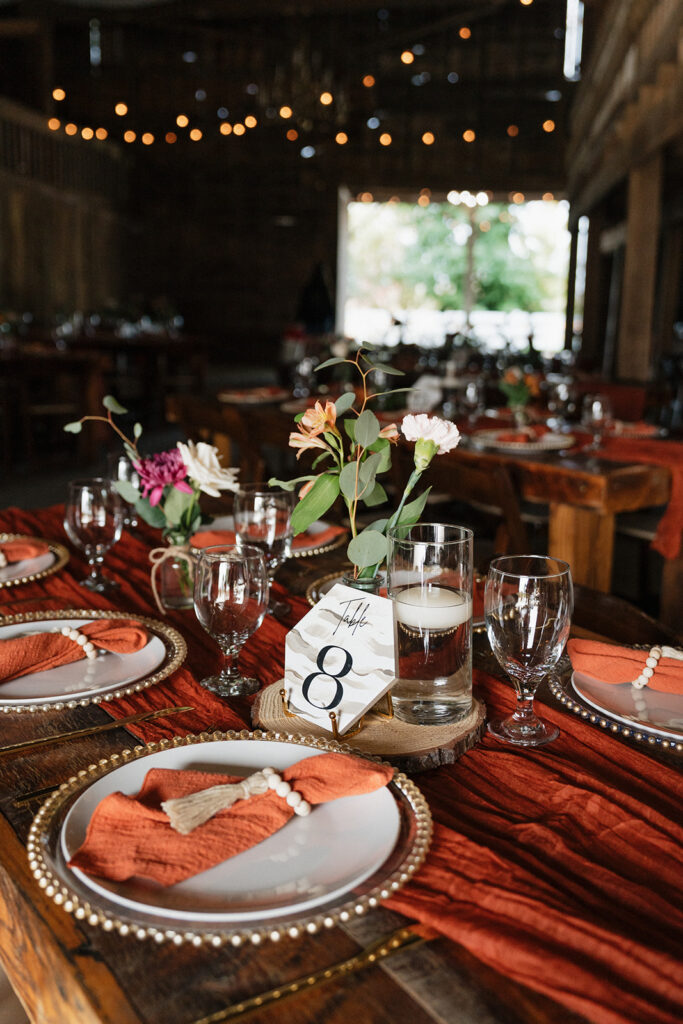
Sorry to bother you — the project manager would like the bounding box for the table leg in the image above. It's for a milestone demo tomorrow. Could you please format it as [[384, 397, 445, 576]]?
[[548, 503, 615, 591], [660, 554, 683, 637]]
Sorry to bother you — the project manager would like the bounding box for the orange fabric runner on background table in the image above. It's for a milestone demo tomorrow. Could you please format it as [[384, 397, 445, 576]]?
[[68, 754, 393, 885], [190, 524, 346, 551], [0, 504, 681, 1024]]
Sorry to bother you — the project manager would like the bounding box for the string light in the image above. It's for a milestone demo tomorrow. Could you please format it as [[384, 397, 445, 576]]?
[[459, 27, 471, 39], [463, 129, 476, 142], [286, 128, 298, 141], [417, 194, 430, 206], [319, 92, 333, 106], [47, 118, 60, 131], [176, 114, 189, 127], [52, 88, 66, 101], [360, 192, 373, 202], [219, 123, 232, 135], [81, 126, 94, 140], [400, 51, 414, 64], [95, 127, 107, 140], [379, 132, 392, 146], [362, 75, 375, 88], [123, 130, 136, 143], [279, 106, 293, 119], [520, 0, 534, 6], [244, 115, 257, 128], [165, 131, 177, 143], [542, 119, 556, 132], [141, 132, 154, 145], [114, 102, 128, 117], [422, 131, 435, 145], [189, 128, 202, 140], [507, 124, 519, 137], [233, 123, 245, 135], [335, 131, 348, 144], [543, 192, 554, 201], [65, 123, 77, 136], [511, 191, 525, 203]]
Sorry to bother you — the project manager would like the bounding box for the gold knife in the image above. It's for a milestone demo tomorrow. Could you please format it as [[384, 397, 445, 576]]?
[[191, 924, 436, 1024], [0, 705, 194, 759]]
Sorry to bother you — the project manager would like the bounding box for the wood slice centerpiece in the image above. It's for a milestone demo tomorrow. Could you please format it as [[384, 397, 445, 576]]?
[[252, 682, 486, 773]]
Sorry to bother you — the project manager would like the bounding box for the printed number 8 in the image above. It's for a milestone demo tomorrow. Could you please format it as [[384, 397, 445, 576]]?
[[302, 645, 353, 710]]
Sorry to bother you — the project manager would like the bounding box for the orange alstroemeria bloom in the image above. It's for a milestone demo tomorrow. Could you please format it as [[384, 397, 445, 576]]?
[[288, 431, 331, 460], [299, 478, 316, 499], [300, 400, 338, 437], [379, 423, 399, 442], [503, 367, 523, 385], [524, 373, 541, 397]]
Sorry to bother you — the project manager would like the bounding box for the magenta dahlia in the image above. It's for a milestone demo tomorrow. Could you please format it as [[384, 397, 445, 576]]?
[[134, 449, 193, 506]]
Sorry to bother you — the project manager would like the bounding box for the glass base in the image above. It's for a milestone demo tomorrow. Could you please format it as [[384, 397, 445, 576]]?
[[393, 697, 473, 727], [79, 576, 119, 593], [198, 674, 260, 698], [487, 715, 559, 747]]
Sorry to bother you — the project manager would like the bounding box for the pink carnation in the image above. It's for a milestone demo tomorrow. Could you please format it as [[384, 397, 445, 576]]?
[[134, 449, 193, 507]]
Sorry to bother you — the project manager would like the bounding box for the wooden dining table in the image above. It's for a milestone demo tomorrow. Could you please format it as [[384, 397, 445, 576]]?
[[0, 504, 681, 1024]]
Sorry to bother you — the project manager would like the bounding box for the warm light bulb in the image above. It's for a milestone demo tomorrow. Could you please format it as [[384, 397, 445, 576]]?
[[422, 131, 435, 145], [418, 195, 430, 207], [279, 106, 293, 119], [520, 0, 533, 5], [286, 128, 299, 141], [542, 119, 556, 132], [459, 27, 471, 39], [81, 127, 94, 140], [189, 128, 202, 141], [47, 118, 60, 131], [335, 131, 348, 145], [142, 132, 154, 145], [219, 123, 232, 135], [379, 132, 392, 146], [543, 192, 554, 201], [319, 91, 333, 106], [114, 102, 128, 117], [244, 115, 257, 128], [233, 123, 245, 135], [95, 127, 107, 140], [511, 192, 525, 204], [165, 131, 177, 143], [362, 75, 375, 88], [361, 192, 373, 203], [507, 124, 519, 137], [123, 130, 136, 143], [400, 51, 414, 65], [65, 123, 77, 136], [52, 88, 66, 102], [176, 114, 189, 128], [463, 129, 476, 142]]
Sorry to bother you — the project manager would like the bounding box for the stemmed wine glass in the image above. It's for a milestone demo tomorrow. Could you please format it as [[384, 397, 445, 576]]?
[[63, 478, 124, 592], [233, 485, 295, 618], [193, 544, 268, 697], [484, 555, 573, 747], [581, 394, 613, 451]]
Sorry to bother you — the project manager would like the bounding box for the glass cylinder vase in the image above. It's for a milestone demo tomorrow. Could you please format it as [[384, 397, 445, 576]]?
[[341, 572, 383, 595], [158, 545, 195, 610]]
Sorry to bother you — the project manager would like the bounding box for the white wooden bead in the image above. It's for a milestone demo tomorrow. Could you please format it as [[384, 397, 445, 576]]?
[[293, 801, 311, 816], [642, 666, 653, 679], [645, 657, 658, 668], [286, 790, 302, 807], [76, 634, 88, 646], [275, 780, 291, 798], [267, 773, 282, 790], [262, 767, 276, 777]]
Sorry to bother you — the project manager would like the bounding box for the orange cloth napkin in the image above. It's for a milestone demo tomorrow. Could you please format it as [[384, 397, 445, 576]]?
[[68, 752, 394, 886], [495, 425, 550, 444], [191, 524, 345, 551], [0, 619, 149, 684], [567, 638, 683, 694], [0, 539, 49, 563]]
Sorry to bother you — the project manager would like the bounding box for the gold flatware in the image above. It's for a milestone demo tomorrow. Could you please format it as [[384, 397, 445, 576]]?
[[0, 705, 194, 759], [190, 924, 436, 1024]]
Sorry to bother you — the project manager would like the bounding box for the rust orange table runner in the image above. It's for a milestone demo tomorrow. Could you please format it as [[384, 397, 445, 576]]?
[[0, 503, 681, 1024]]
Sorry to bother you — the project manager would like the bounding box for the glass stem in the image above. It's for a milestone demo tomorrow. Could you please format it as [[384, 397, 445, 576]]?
[[87, 554, 103, 581], [512, 690, 537, 723], [216, 641, 240, 679]]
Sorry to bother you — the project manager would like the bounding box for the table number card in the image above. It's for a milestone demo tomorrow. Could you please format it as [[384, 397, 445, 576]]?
[[284, 583, 397, 735]]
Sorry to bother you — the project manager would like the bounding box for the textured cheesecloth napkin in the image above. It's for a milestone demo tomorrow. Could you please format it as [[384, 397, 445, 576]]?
[[0, 620, 149, 684], [567, 638, 683, 695]]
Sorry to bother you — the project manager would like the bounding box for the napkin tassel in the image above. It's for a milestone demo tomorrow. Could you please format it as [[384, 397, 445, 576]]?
[[161, 767, 311, 835]]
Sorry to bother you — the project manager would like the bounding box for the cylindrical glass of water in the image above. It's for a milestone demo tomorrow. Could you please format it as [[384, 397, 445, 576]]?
[[387, 523, 473, 725]]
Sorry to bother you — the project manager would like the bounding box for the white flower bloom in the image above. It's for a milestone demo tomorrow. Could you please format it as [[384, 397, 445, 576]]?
[[401, 414, 460, 454], [177, 441, 239, 497]]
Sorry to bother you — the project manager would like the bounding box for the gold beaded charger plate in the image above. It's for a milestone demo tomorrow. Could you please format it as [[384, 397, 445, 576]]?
[[0, 610, 186, 713], [0, 533, 69, 589], [548, 665, 683, 755], [28, 731, 432, 946]]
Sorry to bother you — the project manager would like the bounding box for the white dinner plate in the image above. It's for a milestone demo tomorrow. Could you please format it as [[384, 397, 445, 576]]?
[[571, 671, 683, 741], [0, 533, 69, 588], [0, 610, 186, 712], [28, 732, 432, 945], [470, 430, 573, 453], [62, 738, 400, 922]]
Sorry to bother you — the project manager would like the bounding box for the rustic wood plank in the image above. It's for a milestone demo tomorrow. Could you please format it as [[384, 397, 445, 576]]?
[[548, 503, 615, 591]]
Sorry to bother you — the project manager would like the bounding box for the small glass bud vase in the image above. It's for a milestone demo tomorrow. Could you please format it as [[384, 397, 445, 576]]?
[[510, 404, 530, 430], [342, 572, 383, 596], [159, 544, 196, 610]]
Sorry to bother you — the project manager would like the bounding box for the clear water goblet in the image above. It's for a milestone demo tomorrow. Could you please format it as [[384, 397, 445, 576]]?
[[106, 452, 140, 529], [193, 544, 268, 697], [581, 393, 613, 451], [63, 478, 124, 592], [233, 485, 295, 618], [484, 555, 573, 747]]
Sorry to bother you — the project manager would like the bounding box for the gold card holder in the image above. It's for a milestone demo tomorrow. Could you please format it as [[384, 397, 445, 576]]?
[[279, 688, 394, 741]]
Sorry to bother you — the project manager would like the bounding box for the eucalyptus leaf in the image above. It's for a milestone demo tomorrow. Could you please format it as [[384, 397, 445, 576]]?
[[133, 422, 143, 439], [63, 421, 82, 434], [164, 486, 196, 525], [363, 481, 387, 508], [368, 436, 392, 473], [291, 473, 340, 534], [358, 450, 383, 491], [102, 395, 128, 415], [347, 530, 388, 568], [314, 356, 347, 372], [366, 517, 389, 533], [334, 391, 356, 415], [114, 480, 140, 504], [355, 409, 380, 448], [373, 365, 404, 377], [339, 461, 360, 500], [397, 486, 432, 525], [134, 499, 166, 529]]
